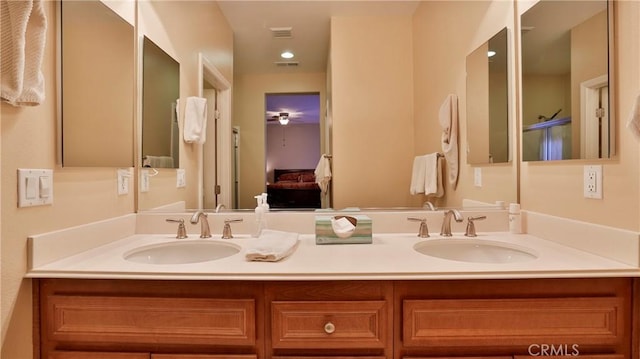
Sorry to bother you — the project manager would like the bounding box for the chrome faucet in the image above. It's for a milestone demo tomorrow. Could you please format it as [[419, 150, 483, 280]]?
[[190, 211, 212, 238], [440, 209, 463, 237], [215, 204, 226, 213], [423, 201, 436, 211]]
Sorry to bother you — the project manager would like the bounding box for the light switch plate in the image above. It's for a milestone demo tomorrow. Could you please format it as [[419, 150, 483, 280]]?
[[18, 169, 54, 207], [474, 167, 482, 187], [117, 169, 131, 195]]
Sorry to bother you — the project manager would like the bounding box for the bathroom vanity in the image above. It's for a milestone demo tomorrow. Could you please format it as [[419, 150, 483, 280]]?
[[27, 211, 640, 359]]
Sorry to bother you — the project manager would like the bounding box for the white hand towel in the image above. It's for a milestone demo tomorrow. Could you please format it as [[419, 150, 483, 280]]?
[[245, 229, 300, 262], [410, 153, 443, 197], [627, 93, 640, 140], [183, 96, 208, 144], [314, 155, 332, 194], [439, 94, 459, 189], [1, 0, 47, 106]]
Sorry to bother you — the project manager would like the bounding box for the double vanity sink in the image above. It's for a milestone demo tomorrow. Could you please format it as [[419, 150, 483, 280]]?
[[122, 236, 538, 266]]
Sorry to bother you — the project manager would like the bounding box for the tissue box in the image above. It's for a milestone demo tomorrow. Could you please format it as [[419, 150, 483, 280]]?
[[315, 215, 372, 244]]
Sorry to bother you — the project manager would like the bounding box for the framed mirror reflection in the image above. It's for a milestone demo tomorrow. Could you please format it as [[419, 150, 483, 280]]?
[[466, 27, 510, 165], [521, 0, 613, 161]]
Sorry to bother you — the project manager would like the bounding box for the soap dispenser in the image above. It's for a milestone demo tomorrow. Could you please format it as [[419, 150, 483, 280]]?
[[253, 195, 265, 237]]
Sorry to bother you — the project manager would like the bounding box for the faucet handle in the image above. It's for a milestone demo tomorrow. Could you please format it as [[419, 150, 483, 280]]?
[[464, 216, 487, 237], [222, 218, 243, 239], [166, 218, 187, 239], [407, 217, 429, 238]]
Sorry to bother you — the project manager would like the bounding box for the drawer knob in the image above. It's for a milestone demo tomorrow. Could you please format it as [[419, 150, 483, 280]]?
[[324, 322, 336, 334]]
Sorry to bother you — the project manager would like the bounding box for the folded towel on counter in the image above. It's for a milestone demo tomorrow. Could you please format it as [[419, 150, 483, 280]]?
[[1, 0, 47, 106], [245, 229, 300, 262], [439, 94, 459, 189], [627, 92, 640, 140], [183, 96, 208, 144], [410, 153, 444, 197]]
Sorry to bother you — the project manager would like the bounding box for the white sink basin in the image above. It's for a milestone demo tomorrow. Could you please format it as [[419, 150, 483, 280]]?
[[413, 238, 538, 264], [124, 240, 240, 265]]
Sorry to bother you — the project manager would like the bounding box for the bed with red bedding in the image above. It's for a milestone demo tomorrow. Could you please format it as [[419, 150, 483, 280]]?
[[267, 169, 321, 209]]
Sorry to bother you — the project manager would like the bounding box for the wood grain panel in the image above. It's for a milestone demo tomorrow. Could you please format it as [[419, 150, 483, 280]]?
[[151, 355, 257, 359], [403, 297, 623, 348], [272, 300, 387, 349], [49, 352, 150, 359], [48, 295, 255, 346]]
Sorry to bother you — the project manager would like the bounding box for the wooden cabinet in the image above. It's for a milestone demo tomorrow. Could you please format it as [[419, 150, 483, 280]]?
[[36, 279, 264, 359], [35, 278, 636, 359], [265, 281, 393, 359], [394, 278, 632, 358]]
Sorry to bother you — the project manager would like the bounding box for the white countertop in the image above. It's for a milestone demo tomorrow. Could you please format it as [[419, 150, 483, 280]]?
[[26, 231, 640, 280]]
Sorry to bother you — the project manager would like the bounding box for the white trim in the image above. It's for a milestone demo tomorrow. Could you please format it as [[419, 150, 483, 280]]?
[[197, 53, 232, 210], [580, 74, 608, 158]]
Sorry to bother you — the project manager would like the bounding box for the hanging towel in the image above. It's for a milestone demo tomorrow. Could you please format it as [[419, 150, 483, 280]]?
[[439, 94, 459, 189], [410, 153, 444, 197], [314, 154, 332, 194], [245, 229, 300, 262], [627, 93, 640, 140], [1, 0, 47, 106], [183, 96, 208, 144]]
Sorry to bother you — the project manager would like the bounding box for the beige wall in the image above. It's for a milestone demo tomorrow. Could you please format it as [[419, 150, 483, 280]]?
[[0, 1, 232, 357], [234, 72, 326, 209], [330, 16, 416, 209], [520, 1, 640, 231], [137, 1, 233, 211], [413, 0, 518, 207]]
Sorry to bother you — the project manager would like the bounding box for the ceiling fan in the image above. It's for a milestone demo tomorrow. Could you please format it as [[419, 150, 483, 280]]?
[[266, 111, 302, 125]]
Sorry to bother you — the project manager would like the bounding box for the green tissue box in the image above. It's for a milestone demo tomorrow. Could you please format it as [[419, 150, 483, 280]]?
[[315, 215, 372, 245]]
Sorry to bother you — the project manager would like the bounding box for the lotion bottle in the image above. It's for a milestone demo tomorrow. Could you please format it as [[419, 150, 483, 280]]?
[[509, 203, 522, 234], [253, 195, 265, 237]]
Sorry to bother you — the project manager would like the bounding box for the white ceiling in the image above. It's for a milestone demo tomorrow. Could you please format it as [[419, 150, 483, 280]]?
[[217, 1, 421, 76]]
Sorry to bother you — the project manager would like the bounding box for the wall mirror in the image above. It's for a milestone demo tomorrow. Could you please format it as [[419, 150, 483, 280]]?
[[59, 0, 134, 167], [521, 0, 612, 161], [142, 36, 180, 169], [466, 27, 509, 165]]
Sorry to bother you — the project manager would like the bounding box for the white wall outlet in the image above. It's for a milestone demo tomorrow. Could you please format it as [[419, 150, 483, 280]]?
[[474, 167, 482, 187], [140, 170, 150, 193], [117, 169, 131, 195], [18, 169, 54, 207], [176, 169, 186, 188], [583, 165, 603, 199]]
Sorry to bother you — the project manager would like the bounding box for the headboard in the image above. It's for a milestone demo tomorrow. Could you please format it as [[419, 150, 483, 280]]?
[[274, 169, 315, 183]]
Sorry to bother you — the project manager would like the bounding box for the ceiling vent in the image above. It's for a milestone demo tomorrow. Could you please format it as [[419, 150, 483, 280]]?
[[275, 61, 299, 67], [270, 27, 293, 39]]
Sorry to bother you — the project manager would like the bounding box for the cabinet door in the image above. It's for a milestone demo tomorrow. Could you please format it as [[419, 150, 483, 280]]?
[[514, 356, 624, 359], [47, 295, 255, 347], [49, 352, 149, 359], [151, 355, 257, 359]]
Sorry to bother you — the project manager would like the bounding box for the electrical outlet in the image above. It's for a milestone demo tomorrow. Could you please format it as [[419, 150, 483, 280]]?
[[117, 169, 130, 195], [583, 165, 602, 199], [176, 169, 186, 188], [140, 170, 150, 193], [474, 167, 482, 187]]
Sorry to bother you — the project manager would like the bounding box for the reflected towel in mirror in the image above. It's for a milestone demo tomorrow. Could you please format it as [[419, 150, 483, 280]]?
[[314, 154, 332, 194], [439, 94, 459, 189], [182, 96, 208, 144], [410, 153, 444, 197], [627, 93, 640, 140]]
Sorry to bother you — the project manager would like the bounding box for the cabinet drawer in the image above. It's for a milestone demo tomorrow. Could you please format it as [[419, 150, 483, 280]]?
[[47, 295, 255, 346], [403, 297, 624, 348], [271, 300, 387, 349], [152, 355, 257, 359], [49, 352, 149, 359]]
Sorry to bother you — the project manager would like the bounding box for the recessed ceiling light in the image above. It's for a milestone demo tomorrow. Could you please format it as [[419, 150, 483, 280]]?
[[487, 50, 497, 57], [281, 51, 294, 59]]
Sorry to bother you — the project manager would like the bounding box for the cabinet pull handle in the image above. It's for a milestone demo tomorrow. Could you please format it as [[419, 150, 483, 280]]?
[[324, 321, 336, 334]]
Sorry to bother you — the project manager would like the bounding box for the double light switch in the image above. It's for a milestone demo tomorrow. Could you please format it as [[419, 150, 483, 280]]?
[[18, 169, 54, 207]]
